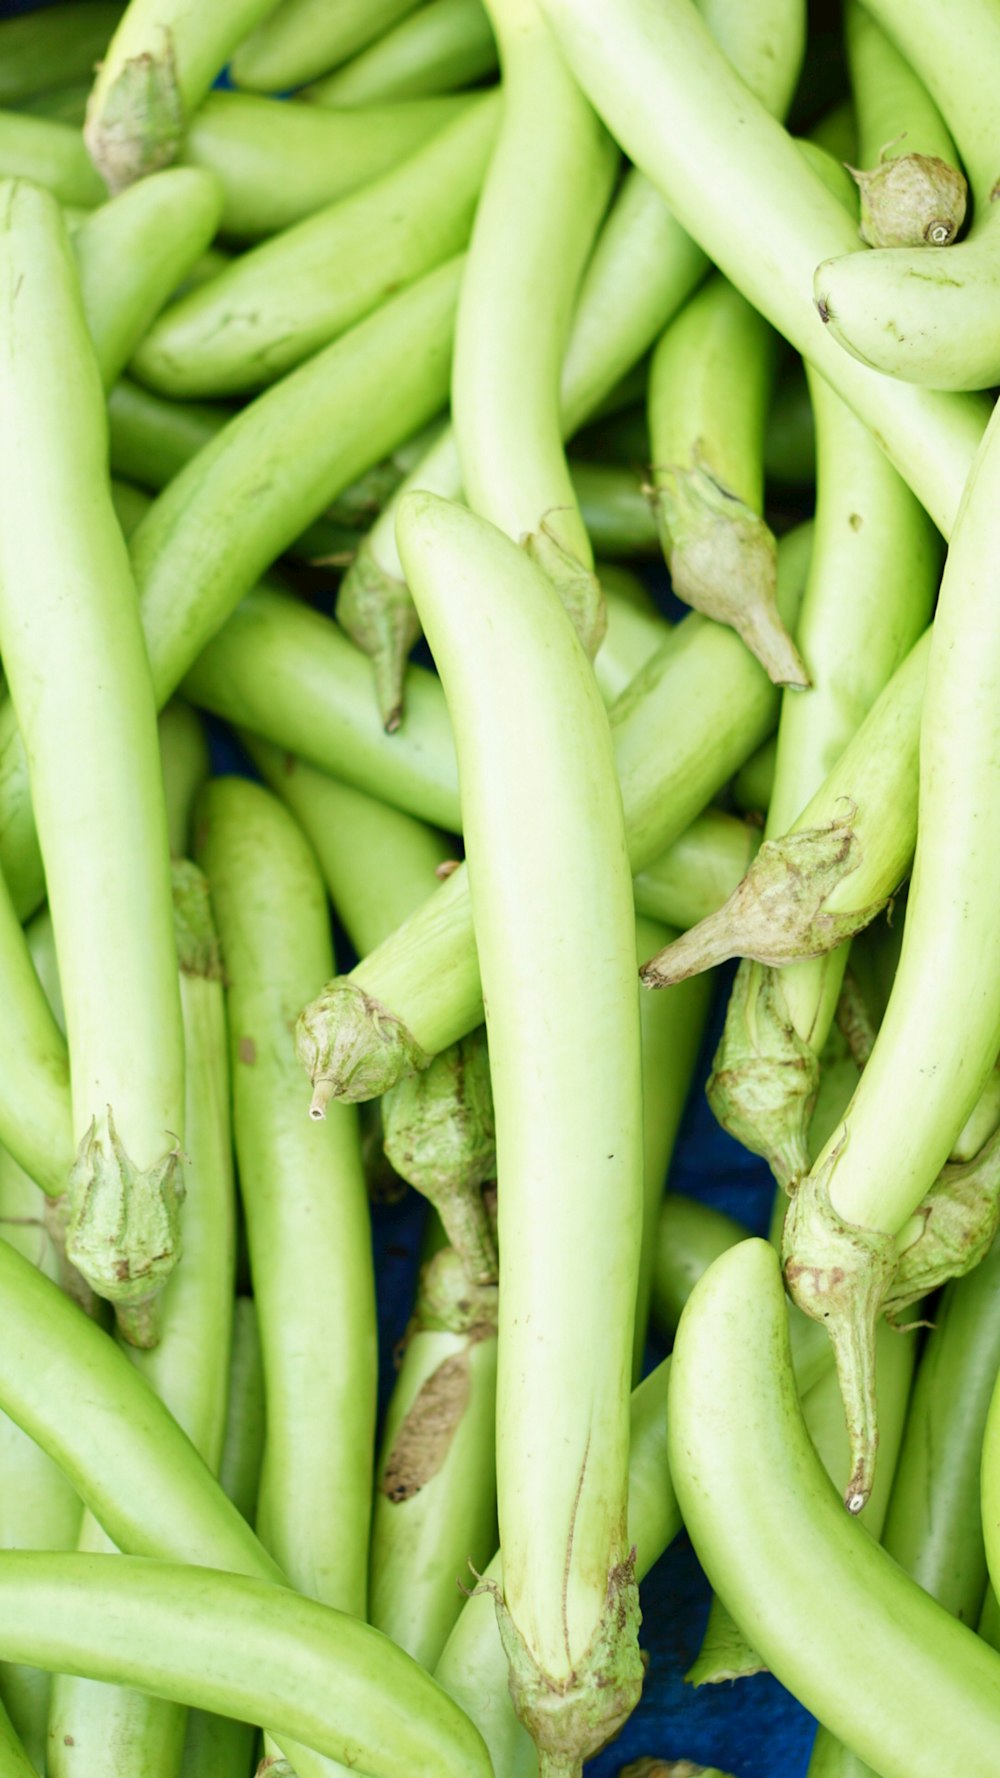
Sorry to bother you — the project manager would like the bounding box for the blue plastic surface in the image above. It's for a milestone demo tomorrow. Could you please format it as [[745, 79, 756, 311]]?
[[0, 2, 824, 1769]]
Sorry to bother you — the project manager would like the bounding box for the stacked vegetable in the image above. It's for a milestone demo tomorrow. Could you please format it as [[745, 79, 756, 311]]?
[[2, 0, 1000, 1774]]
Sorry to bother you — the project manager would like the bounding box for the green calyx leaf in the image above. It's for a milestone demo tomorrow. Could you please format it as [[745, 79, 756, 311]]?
[[707, 961, 818, 1189], [65, 1109, 184, 1346], [489, 1555, 644, 1778], [382, 1032, 498, 1282], [412, 1245, 499, 1337], [848, 150, 968, 248], [782, 1146, 897, 1513], [171, 859, 223, 982], [641, 816, 878, 987], [85, 36, 184, 193], [652, 465, 807, 687], [524, 523, 607, 661], [888, 1121, 1000, 1314], [336, 542, 423, 734], [296, 979, 429, 1114]]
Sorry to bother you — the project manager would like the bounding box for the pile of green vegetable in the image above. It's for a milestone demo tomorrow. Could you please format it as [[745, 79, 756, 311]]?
[[2, 0, 1000, 1774]]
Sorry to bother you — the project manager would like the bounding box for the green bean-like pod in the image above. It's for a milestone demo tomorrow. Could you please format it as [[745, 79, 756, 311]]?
[[0, 254, 462, 925], [75, 163, 223, 388], [0, 1553, 493, 1778], [48, 861, 236, 1778], [230, 0, 423, 92], [0, 179, 184, 1341], [84, 0, 282, 192], [134, 96, 496, 396], [0, 108, 104, 205], [649, 275, 804, 685], [296, 525, 811, 1105], [844, 0, 966, 249], [302, 0, 497, 107], [782, 386, 1000, 1511], [0, 1233, 475, 1778], [197, 779, 377, 1617], [572, 463, 659, 558], [0, 5, 121, 108], [538, 0, 989, 539], [451, 0, 618, 656], [386, 493, 643, 1774], [672, 1240, 1000, 1776], [179, 89, 471, 239], [244, 735, 452, 956]]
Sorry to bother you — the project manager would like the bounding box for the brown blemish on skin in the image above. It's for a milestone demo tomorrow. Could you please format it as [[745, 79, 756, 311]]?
[[381, 1344, 478, 1502], [238, 1037, 257, 1065]]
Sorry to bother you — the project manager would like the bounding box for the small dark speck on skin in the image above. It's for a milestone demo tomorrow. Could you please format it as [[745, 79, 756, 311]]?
[[607, 1154, 614, 1160], [238, 1036, 257, 1065], [816, 297, 832, 324], [849, 513, 863, 531], [64, 1737, 75, 1747]]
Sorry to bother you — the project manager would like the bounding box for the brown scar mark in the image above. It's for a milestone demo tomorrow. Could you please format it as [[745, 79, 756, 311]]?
[[238, 1036, 257, 1065]]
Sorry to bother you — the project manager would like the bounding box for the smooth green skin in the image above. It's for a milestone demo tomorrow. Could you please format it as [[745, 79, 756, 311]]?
[[732, 733, 776, 813], [106, 384, 366, 568], [452, 0, 617, 574], [159, 701, 210, 859], [817, 213, 1000, 393], [0, 1131, 458, 1778], [0, 5, 121, 107], [184, 586, 463, 834], [18, 82, 91, 126], [808, 384, 1000, 1241], [0, 1554, 493, 1778], [179, 1705, 256, 1778], [649, 274, 773, 514], [398, 495, 643, 1710], [766, 374, 939, 842], [0, 1153, 85, 1770], [810, 1229, 1000, 1777], [0, 265, 455, 924], [179, 89, 471, 239], [230, 0, 423, 91], [108, 377, 226, 489], [0, 864, 72, 1197], [49, 916, 237, 1778], [85, 0, 280, 189], [307, 524, 810, 1080], [0, 109, 104, 205], [593, 575, 672, 704], [632, 915, 712, 1376], [0, 182, 184, 1182], [572, 462, 658, 557], [765, 365, 814, 489], [669, 1240, 1000, 1778], [196, 778, 377, 1617], [370, 1320, 499, 1670], [861, 0, 999, 201], [244, 736, 453, 957], [537, 0, 990, 543], [131, 252, 461, 705], [698, 0, 805, 118], [303, 0, 497, 107], [649, 1194, 748, 1336], [0, 1698, 34, 1778], [216, 1298, 266, 1525], [633, 810, 760, 932], [845, 1, 958, 173], [136, 97, 497, 397], [74, 164, 223, 388]]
